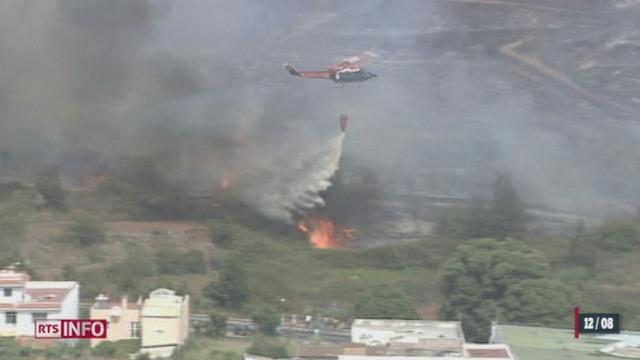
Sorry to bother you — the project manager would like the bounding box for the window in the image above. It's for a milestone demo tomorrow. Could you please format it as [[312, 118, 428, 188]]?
[[5, 312, 17, 324], [3, 288, 11, 297], [130, 321, 140, 338], [32, 313, 47, 323]]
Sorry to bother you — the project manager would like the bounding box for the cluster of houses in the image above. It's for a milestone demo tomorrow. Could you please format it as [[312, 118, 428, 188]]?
[[0, 268, 189, 359], [249, 319, 515, 360], [1, 266, 516, 360]]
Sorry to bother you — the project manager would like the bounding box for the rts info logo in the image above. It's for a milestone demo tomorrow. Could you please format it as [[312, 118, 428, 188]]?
[[35, 320, 108, 339]]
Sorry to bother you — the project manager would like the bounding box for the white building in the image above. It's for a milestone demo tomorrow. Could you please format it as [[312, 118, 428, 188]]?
[[0, 269, 79, 338], [351, 319, 465, 347], [140, 288, 190, 359]]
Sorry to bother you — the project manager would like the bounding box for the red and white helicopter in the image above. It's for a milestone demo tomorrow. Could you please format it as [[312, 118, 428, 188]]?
[[285, 55, 377, 85]]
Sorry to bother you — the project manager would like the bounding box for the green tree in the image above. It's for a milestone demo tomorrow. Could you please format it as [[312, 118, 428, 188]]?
[[436, 199, 492, 239], [250, 304, 281, 335], [203, 260, 250, 309], [209, 223, 234, 248], [440, 238, 549, 342], [109, 249, 156, 294], [436, 176, 527, 240], [566, 222, 598, 273], [247, 337, 289, 359], [487, 175, 527, 238], [192, 311, 226, 338], [502, 279, 578, 327], [64, 216, 105, 246], [35, 174, 67, 211], [209, 311, 228, 338], [591, 219, 639, 252], [354, 285, 419, 320]]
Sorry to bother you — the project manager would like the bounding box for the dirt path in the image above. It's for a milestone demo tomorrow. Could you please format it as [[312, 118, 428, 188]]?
[[499, 37, 632, 112], [433, 0, 600, 15]]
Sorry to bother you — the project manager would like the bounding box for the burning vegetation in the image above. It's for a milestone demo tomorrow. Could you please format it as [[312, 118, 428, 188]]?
[[214, 174, 233, 207], [297, 216, 356, 249]]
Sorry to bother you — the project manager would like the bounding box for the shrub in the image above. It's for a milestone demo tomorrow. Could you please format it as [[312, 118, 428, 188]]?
[[203, 260, 249, 309], [192, 311, 227, 338], [155, 249, 206, 275], [209, 222, 234, 248], [208, 350, 242, 360], [91, 340, 139, 358], [109, 250, 156, 293], [250, 304, 281, 335], [436, 176, 527, 240], [247, 337, 289, 359], [64, 216, 105, 246], [354, 285, 419, 320], [35, 175, 67, 211], [592, 220, 640, 252]]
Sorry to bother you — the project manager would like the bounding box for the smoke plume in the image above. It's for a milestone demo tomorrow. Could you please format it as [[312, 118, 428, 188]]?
[[2, 0, 640, 226]]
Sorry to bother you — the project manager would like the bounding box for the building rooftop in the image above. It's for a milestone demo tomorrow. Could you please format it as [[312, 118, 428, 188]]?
[[492, 324, 640, 360], [0, 277, 77, 311], [141, 288, 187, 318], [92, 294, 142, 311], [0, 269, 30, 286], [353, 319, 464, 342]]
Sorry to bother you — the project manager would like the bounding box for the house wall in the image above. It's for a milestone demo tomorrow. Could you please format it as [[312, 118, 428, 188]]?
[[179, 295, 190, 345], [0, 309, 63, 337], [90, 307, 141, 347], [140, 290, 189, 358], [1, 283, 79, 337], [58, 285, 79, 320], [0, 310, 18, 336], [142, 317, 181, 348], [0, 286, 24, 303], [19, 284, 79, 337]]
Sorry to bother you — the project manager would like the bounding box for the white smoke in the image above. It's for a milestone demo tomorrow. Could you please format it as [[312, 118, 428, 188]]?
[[240, 132, 346, 222]]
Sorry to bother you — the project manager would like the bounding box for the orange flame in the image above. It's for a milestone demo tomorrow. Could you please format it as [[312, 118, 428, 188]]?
[[214, 174, 232, 207], [219, 175, 232, 191], [297, 217, 355, 249], [69, 172, 109, 192], [343, 228, 357, 239]]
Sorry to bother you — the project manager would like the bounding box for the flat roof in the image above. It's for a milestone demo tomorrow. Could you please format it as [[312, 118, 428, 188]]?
[[492, 324, 638, 360], [353, 319, 463, 340]]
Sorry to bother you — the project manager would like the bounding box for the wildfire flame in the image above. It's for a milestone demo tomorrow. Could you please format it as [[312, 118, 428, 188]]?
[[297, 216, 356, 249], [219, 175, 232, 191], [70, 172, 109, 192], [214, 174, 232, 207]]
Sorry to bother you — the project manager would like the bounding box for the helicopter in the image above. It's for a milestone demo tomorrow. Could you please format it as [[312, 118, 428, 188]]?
[[285, 56, 377, 85]]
